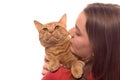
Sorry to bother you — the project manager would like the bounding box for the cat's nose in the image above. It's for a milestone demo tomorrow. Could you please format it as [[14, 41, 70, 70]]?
[[49, 30, 54, 33]]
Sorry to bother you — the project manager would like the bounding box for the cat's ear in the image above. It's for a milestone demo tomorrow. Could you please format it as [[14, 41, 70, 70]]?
[[34, 20, 43, 32], [59, 14, 67, 26]]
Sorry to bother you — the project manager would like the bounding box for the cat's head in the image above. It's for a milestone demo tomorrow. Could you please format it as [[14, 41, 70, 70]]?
[[34, 14, 69, 47]]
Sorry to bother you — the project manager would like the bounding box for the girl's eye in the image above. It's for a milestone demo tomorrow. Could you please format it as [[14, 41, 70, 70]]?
[[75, 25, 81, 36], [75, 31, 81, 36]]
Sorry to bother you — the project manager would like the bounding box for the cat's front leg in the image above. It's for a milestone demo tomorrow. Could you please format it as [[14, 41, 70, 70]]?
[[71, 60, 85, 78], [48, 59, 60, 72]]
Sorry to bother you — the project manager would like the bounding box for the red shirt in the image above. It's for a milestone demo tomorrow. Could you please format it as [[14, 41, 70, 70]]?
[[42, 66, 73, 80], [42, 66, 94, 80]]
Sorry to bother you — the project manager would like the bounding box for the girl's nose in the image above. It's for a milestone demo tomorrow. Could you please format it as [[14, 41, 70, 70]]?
[[68, 28, 74, 38]]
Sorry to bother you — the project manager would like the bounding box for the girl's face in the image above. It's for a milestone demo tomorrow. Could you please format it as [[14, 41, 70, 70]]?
[[69, 12, 92, 60]]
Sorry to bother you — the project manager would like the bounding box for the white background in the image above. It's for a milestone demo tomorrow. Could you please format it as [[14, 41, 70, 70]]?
[[0, 0, 119, 80]]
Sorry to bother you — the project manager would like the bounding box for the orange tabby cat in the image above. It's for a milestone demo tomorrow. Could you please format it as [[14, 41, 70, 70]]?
[[34, 14, 85, 78]]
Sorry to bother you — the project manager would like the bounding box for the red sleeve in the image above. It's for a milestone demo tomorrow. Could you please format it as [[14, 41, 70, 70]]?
[[42, 66, 73, 80]]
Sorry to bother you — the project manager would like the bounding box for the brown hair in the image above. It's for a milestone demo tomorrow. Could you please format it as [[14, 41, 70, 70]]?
[[84, 3, 120, 80]]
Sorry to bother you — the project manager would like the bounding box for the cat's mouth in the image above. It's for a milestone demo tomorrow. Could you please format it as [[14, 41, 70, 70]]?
[[44, 33, 67, 44], [45, 36, 61, 44]]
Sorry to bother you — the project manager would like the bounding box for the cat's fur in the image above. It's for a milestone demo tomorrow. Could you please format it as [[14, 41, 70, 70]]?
[[34, 14, 85, 78]]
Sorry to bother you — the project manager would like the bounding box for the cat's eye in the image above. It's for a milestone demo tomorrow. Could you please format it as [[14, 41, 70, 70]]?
[[43, 28, 48, 31], [55, 25, 60, 29]]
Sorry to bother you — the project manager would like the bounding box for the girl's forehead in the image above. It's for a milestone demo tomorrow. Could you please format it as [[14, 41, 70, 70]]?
[[76, 12, 87, 32]]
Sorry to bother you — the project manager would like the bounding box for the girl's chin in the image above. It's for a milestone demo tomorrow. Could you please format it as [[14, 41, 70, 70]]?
[[70, 48, 80, 59], [70, 47, 81, 58]]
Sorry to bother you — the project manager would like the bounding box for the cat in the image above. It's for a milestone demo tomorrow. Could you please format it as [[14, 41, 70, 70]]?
[[34, 14, 85, 78]]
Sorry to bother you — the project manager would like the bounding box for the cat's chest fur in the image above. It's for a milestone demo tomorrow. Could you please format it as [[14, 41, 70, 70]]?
[[45, 36, 70, 56], [45, 36, 72, 68]]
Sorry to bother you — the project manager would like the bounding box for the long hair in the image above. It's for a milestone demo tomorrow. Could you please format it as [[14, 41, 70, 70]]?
[[84, 3, 120, 80]]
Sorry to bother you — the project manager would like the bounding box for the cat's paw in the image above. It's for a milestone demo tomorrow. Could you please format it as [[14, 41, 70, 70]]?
[[48, 61, 60, 72], [71, 61, 85, 78]]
